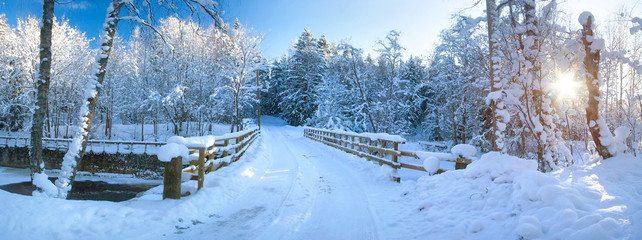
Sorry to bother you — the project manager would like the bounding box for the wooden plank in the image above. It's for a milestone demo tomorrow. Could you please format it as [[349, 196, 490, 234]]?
[[400, 162, 426, 172]]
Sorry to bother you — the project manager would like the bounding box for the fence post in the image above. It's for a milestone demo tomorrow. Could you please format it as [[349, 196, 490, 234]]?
[[351, 136, 355, 150], [455, 158, 468, 170], [223, 139, 229, 157], [163, 156, 182, 199], [198, 148, 205, 190], [392, 142, 398, 163]]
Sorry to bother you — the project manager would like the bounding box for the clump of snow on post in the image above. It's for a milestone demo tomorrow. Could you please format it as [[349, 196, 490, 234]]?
[[421, 156, 440, 174], [578, 11, 594, 29], [157, 143, 189, 162], [451, 144, 477, 158]]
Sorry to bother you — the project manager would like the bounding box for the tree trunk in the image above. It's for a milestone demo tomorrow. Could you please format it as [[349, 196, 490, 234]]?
[[141, 115, 145, 141], [30, 0, 54, 187], [56, 0, 124, 198], [486, 0, 504, 151], [580, 13, 613, 159]]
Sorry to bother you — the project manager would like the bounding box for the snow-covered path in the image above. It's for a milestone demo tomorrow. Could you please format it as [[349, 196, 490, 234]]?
[[0, 116, 425, 240], [173, 116, 386, 239], [3, 116, 639, 240]]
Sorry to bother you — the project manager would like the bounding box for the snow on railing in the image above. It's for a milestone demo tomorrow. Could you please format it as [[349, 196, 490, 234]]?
[[0, 136, 165, 155], [303, 128, 476, 180], [158, 127, 261, 199]]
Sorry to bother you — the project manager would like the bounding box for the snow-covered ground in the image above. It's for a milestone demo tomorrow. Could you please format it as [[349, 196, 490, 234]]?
[[0, 116, 640, 239]]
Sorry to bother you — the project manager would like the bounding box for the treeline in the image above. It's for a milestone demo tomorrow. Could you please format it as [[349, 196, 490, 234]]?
[[262, 28, 487, 143], [1, 0, 640, 171], [263, 1, 641, 170], [0, 16, 263, 139]]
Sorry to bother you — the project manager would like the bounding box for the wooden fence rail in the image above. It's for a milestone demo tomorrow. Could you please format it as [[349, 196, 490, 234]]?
[[303, 128, 471, 182], [162, 128, 261, 199], [0, 136, 165, 154]]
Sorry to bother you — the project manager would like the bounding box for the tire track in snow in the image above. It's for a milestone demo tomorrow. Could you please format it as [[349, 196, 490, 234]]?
[[167, 120, 382, 239], [174, 122, 319, 239], [272, 126, 380, 240]]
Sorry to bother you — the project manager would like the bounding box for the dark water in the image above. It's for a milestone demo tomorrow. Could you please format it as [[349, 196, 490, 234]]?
[[0, 177, 158, 202]]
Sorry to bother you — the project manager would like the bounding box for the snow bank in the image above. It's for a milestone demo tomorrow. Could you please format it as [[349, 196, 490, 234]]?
[[157, 142, 189, 162], [167, 135, 216, 148], [414, 152, 633, 239], [451, 144, 477, 158]]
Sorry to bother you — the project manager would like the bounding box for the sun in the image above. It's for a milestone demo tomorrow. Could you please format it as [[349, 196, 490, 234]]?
[[554, 72, 578, 99]]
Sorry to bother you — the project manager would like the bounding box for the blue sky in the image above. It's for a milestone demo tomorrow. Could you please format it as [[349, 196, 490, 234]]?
[[1, 0, 640, 60]]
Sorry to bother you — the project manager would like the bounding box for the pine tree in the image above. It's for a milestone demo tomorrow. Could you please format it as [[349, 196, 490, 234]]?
[[279, 29, 326, 126]]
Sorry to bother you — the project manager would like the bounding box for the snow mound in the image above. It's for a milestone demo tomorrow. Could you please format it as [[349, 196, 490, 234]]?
[[422, 156, 440, 174], [415, 152, 631, 239], [157, 142, 189, 162], [32, 172, 58, 197], [609, 126, 630, 155], [451, 144, 477, 159]]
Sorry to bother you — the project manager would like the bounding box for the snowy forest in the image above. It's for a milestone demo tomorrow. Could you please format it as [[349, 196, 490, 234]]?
[[2, 0, 640, 172], [1, 0, 642, 239]]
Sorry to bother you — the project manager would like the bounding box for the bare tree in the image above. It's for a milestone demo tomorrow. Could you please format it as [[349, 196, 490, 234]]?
[[485, 0, 506, 152]]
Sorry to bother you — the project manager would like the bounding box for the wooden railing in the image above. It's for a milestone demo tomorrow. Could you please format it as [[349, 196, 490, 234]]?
[[0, 136, 165, 155], [303, 128, 471, 181], [162, 128, 261, 199]]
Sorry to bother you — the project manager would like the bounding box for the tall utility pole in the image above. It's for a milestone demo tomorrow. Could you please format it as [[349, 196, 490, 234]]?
[[256, 69, 261, 129]]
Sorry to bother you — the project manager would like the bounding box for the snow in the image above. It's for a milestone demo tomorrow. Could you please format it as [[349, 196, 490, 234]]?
[[157, 143, 189, 162], [610, 126, 631, 155], [451, 143, 477, 158], [166, 135, 216, 148], [0, 117, 641, 239], [31, 172, 57, 197], [590, 38, 605, 52], [422, 156, 440, 174], [578, 11, 595, 28], [306, 127, 406, 142], [631, 17, 642, 34]]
